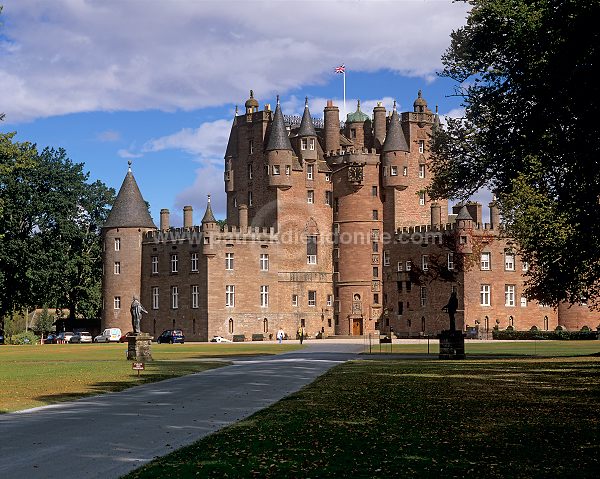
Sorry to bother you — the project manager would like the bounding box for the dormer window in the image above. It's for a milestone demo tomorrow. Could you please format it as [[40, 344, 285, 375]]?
[[310, 138, 315, 150], [301, 138, 308, 150]]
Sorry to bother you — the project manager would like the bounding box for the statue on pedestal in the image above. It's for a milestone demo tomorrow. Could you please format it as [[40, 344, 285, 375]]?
[[130, 296, 148, 334], [442, 291, 459, 331]]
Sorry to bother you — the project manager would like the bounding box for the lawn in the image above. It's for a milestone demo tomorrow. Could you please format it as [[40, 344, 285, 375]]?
[[0, 342, 302, 413], [125, 354, 600, 478]]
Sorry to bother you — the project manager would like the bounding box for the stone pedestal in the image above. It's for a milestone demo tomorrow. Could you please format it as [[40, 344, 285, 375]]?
[[438, 330, 466, 360], [127, 333, 153, 361]]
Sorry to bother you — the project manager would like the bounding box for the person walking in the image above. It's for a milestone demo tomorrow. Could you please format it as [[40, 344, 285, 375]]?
[[297, 325, 304, 344], [276, 327, 284, 344]]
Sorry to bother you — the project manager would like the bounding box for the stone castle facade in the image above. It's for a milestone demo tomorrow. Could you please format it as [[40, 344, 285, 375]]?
[[101, 90, 597, 340]]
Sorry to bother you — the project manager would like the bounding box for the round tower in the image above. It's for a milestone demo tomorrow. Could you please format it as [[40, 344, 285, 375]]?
[[345, 100, 372, 150], [381, 101, 410, 190], [101, 162, 157, 334], [266, 96, 293, 189]]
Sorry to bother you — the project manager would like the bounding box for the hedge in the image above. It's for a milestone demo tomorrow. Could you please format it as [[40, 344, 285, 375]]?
[[492, 329, 599, 340]]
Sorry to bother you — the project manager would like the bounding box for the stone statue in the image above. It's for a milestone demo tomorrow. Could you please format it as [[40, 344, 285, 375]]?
[[130, 296, 148, 334], [442, 291, 459, 331]]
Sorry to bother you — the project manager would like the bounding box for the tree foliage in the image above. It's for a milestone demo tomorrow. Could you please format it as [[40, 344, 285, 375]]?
[[0, 133, 115, 329], [428, 0, 600, 306]]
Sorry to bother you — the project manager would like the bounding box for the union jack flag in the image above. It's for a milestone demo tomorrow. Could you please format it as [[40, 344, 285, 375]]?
[[334, 64, 345, 74]]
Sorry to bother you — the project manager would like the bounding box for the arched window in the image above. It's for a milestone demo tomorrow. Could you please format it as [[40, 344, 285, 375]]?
[[263, 318, 268, 333], [228, 318, 234, 334], [508, 315, 514, 327], [543, 315, 549, 331], [421, 316, 425, 332]]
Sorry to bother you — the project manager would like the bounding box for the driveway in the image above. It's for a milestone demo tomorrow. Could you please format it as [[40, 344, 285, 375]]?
[[0, 341, 363, 479]]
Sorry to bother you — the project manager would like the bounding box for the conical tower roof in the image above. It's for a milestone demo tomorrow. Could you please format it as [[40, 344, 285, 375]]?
[[225, 108, 238, 158], [297, 97, 317, 137], [382, 102, 409, 152], [456, 205, 473, 221], [103, 163, 156, 229], [201, 195, 217, 224], [266, 96, 292, 151]]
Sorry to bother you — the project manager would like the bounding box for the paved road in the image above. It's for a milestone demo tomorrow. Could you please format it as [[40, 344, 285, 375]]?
[[0, 342, 363, 479]]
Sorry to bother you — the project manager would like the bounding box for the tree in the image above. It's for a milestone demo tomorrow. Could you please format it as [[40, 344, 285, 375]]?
[[34, 306, 55, 335], [1, 6, 5, 122], [428, 0, 600, 307]]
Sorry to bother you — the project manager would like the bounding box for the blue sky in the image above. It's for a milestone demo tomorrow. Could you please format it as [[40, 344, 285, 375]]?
[[1, 0, 484, 226]]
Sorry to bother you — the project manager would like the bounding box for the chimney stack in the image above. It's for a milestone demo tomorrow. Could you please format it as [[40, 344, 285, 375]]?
[[430, 203, 442, 228], [183, 205, 193, 228], [160, 209, 170, 230], [239, 204, 248, 231], [324, 100, 340, 154]]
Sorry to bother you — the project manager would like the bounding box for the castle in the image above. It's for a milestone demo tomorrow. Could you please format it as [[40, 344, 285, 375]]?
[[101, 90, 597, 340]]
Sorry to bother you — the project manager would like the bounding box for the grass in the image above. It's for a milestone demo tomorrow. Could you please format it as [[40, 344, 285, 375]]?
[[125, 354, 600, 478], [364, 339, 600, 356], [0, 342, 302, 413]]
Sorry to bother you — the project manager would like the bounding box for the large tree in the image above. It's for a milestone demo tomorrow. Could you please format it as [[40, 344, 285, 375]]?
[[428, 0, 600, 307], [0, 134, 115, 329]]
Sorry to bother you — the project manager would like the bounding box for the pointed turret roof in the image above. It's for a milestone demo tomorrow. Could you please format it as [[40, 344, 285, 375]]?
[[103, 163, 156, 229], [201, 195, 217, 224], [382, 102, 409, 152], [266, 96, 292, 151], [225, 110, 238, 158], [297, 97, 317, 137], [456, 205, 473, 221]]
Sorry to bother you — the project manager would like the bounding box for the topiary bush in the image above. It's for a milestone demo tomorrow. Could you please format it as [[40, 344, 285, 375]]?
[[9, 331, 39, 345]]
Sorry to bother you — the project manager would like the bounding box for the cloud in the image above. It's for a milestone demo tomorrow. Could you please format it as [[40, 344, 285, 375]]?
[[117, 149, 143, 159], [1, 0, 469, 122], [174, 164, 227, 221], [96, 130, 120, 142]]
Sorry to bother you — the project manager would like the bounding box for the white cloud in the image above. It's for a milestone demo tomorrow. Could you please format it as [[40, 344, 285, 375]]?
[[1, 0, 469, 122], [96, 130, 120, 142], [175, 164, 227, 221], [117, 149, 143, 159]]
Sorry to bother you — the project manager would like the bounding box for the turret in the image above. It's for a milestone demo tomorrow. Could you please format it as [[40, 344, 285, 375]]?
[[455, 205, 473, 254], [296, 97, 318, 163], [345, 100, 371, 150], [245, 90, 259, 114], [381, 101, 409, 190], [101, 161, 157, 334], [266, 96, 293, 189], [202, 195, 217, 256], [323, 100, 340, 153], [372, 102, 387, 150]]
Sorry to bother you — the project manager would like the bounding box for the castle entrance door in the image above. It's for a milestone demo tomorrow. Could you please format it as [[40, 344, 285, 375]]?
[[352, 318, 363, 336]]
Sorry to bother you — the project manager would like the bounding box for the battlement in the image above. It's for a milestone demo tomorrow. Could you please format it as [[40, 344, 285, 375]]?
[[323, 147, 380, 159], [143, 224, 277, 244], [396, 222, 498, 236]]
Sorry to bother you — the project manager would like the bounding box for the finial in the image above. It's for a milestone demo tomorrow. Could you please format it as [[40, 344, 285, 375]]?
[[235, 105, 238, 116], [377, 101, 382, 107], [305, 96, 309, 107], [127, 160, 132, 172], [435, 105, 439, 113], [276, 94, 280, 105], [418, 89, 422, 98], [393, 100, 397, 111], [207, 194, 211, 203], [357, 99, 361, 110], [250, 89, 254, 98]]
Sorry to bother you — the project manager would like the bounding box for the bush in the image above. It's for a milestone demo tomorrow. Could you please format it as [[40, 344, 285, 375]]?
[[9, 330, 39, 345], [492, 329, 598, 340], [233, 334, 246, 342], [251, 334, 264, 341]]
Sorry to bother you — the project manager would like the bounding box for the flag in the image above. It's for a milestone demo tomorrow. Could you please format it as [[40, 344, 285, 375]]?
[[334, 64, 345, 74]]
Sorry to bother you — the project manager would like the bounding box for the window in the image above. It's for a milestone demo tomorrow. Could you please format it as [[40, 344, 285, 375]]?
[[248, 164, 253, 179], [406, 260, 412, 271], [301, 138, 308, 150], [372, 186, 378, 196], [327, 294, 333, 307], [307, 235, 317, 264], [152, 256, 158, 274], [171, 254, 178, 273], [114, 296, 121, 310], [481, 252, 491, 270], [372, 242, 379, 253], [310, 138, 315, 150], [397, 261, 403, 272], [420, 287, 427, 306], [191, 285, 199, 309], [171, 286, 179, 309], [406, 281, 412, 292], [260, 253, 269, 271], [152, 287, 159, 309], [403, 166, 408, 176], [114, 262, 121, 274], [229, 318, 234, 334], [522, 261, 529, 272], [350, 128, 356, 139], [373, 266, 379, 277], [505, 250, 515, 271], [419, 164, 425, 178], [308, 290, 316, 307], [383, 251, 390, 266], [421, 255, 429, 271], [248, 191, 253, 206], [398, 301, 404, 316], [505, 285, 515, 307], [480, 284, 491, 306], [263, 318, 269, 333], [307, 190, 314, 204], [226, 285, 235, 307], [390, 166, 398, 176], [418, 140, 425, 154], [272, 165, 280, 175], [292, 294, 298, 307], [374, 293, 379, 304], [249, 139, 254, 154], [325, 191, 333, 206], [225, 252, 234, 270], [191, 253, 198, 272], [260, 285, 269, 307], [114, 238, 120, 251], [520, 296, 528, 307], [285, 165, 291, 175], [233, 197, 238, 207], [372, 210, 378, 220], [447, 253, 454, 270], [371, 229, 380, 240], [419, 192, 425, 206], [307, 164, 314, 180], [325, 173, 331, 182]]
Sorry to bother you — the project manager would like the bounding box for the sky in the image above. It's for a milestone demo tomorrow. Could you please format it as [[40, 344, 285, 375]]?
[[0, 0, 488, 226]]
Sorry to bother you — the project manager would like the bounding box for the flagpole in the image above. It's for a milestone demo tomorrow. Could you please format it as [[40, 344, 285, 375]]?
[[343, 71, 346, 121]]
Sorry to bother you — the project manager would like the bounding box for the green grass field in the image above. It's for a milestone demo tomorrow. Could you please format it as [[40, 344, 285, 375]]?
[[126, 354, 600, 478], [0, 342, 302, 413]]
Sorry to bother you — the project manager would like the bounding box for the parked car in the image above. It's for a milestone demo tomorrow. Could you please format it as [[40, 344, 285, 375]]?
[[44, 333, 58, 344], [70, 331, 93, 343], [210, 335, 231, 343], [156, 329, 185, 344], [56, 331, 75, 343], [119, 331, 135, 342], [0, 333, 5, 344], [93, 328, 122, 343]]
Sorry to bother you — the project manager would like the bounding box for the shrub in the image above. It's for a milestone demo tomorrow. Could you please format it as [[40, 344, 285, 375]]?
[[492, 329, 598, 340], [233, 334, 245, 342], [9, 331, 39, 345]]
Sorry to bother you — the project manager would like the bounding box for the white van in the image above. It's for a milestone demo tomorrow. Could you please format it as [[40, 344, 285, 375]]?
[[94, 328, 122, 343]]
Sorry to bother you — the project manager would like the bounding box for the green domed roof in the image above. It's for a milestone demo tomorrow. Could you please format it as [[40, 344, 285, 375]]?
[[346, 100, 370, 123]]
